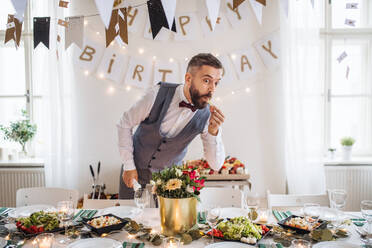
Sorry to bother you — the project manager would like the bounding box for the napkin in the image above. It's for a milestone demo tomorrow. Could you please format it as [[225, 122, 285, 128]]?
[[197, 212, 206, 224], [272, 210, 292, 221], [351, 218, 366, 227], [258, 243, 283, 248], [0, 207, 11, 217], [122, 241, 145, 248], [73, 209, 97, 222]]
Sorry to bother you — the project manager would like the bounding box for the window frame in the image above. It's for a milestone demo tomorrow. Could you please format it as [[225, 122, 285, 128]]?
[[321, 0, 372, 156], [0, 4, 39, 122]]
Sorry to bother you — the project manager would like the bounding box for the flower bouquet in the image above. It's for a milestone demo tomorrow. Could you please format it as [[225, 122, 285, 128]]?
[[151, 166, 206, 236]]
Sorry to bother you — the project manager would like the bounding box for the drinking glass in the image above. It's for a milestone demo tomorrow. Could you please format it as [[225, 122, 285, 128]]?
[[330, 189, 347, 210], [134, 188, 150, 223], [201, 206, 220, 244], [361, 200, 372, 235], [57, 201, 74, 244], [303, 203, 320, 230], [244, 193, 260, 222]]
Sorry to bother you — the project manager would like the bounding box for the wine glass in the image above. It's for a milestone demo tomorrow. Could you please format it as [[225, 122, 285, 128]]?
[[361, 200, 372, 235], [204, 206, 220, 244], [303, 203, 320, 230], [57, 201, 74, 244], [244, 192, 260, 222], [134, 188, 150, 224]]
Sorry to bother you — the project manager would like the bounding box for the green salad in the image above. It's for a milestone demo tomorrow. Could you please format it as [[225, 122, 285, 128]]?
[[216, 217, 262, 240], [16, 211, 60, 232]]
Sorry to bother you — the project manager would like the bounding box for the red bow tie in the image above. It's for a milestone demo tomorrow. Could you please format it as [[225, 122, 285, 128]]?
[[179, 101, 197, 112]]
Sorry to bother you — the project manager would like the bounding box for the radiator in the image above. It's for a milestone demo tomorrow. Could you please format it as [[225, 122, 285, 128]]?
[[0, 167, 45, 207], [325, 165, 372, 211]]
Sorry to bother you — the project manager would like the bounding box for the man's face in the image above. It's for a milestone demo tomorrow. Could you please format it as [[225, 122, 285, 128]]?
[[187, 65, 222, 109]]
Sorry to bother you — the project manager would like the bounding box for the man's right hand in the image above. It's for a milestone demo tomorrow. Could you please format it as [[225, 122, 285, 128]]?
[[122, 169, 138, 188]]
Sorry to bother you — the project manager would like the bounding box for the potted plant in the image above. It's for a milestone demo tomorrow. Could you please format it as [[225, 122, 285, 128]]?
[[328, 148, 336, 160], [151, 165, 205, 236], [340, 137, 355, 161], [0, 110, 37, 157]]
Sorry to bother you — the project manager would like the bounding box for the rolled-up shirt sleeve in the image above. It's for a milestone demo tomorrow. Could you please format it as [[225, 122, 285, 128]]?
[[200, 119, 225, 171], [117, 85, 159, 171]]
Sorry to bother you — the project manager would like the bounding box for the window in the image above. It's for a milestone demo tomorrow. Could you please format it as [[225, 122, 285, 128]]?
[[0, 2, 41, 155], [321, 0, 372, 155]]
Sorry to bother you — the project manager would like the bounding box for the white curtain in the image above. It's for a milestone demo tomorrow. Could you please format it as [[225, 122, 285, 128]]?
[[33, 0, 79, 189], [280, 0, 326, 194]]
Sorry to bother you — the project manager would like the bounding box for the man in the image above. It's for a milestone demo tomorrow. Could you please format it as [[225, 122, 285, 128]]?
[[117, 53, 226, 199]]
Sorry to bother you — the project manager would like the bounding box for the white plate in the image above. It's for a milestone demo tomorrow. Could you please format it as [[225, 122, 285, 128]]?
[[101, 206, 141, 219], [0, 238, 6, 248], [212, 208, 248, 219], [67, 238, 121, 248], [320, 207, 348, 221], [205, 241, 254, 247], [312, 241, 360, 248], [8, 205, 55, 218]]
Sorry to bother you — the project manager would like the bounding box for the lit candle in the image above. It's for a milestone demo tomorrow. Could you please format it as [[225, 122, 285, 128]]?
[[164, 237, 180, 248], [291, 239, 311, 248], [36, 233, 54, 248], [258, 209, 269, 222]]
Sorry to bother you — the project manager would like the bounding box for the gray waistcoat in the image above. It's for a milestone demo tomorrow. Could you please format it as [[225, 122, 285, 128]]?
[[133, 82, 210, 172]]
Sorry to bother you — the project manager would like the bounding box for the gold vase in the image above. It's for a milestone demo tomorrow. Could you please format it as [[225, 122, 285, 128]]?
[[158, 196, 197, 236]]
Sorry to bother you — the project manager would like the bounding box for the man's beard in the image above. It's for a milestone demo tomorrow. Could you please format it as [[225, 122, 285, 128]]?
[[189, 82, 212, 109]]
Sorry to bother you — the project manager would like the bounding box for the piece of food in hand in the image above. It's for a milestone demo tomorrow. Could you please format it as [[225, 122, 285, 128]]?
[[209, 105, 215, 113]]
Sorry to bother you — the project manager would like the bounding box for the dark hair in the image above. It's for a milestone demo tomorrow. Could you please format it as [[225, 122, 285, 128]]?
[[186, 53, 222, 73]]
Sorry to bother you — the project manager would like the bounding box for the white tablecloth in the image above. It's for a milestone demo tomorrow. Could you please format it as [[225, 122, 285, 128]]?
[[18, 208, 366, 247]]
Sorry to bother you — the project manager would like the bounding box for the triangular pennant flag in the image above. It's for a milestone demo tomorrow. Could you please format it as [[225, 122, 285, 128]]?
[[5, 14, 23, 48], [65, 16, 84, 49], [105, 8, 128, 47], [280, 0, 288, 17], [11, 0, 28, 22], [59, 0, 69, 8], [94, 0, 115, 29], [147, 0, 176, 39], [249, 0, 263, 25], [205, 0, 221, 30], [113, 0, 123, 7], [161, 0, 177, 30], [33, 17, 50, 49], [233, 0, 245, 9]]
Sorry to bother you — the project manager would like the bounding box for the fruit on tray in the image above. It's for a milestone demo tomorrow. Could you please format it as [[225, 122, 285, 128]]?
[[185, 156, 246, 175]]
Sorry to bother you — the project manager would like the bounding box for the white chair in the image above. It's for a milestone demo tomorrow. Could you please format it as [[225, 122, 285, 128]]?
[[82, 194, 136, 209], [16, 187, 79, 208], [200, 187, 243, 208], [266, 190, 330, 210]]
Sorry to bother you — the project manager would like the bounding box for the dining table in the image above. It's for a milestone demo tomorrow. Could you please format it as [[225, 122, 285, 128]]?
[[0, 207, 369, 248]]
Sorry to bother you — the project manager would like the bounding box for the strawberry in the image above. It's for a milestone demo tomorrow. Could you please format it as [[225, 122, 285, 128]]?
[[38, 226, 44, 233]]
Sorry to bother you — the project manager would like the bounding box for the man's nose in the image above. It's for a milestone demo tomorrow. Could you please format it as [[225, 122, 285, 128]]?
[[209, 82, 216, 92]]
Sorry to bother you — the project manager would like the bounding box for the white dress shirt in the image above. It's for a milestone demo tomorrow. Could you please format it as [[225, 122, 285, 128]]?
[[117, 84, 225, 171]]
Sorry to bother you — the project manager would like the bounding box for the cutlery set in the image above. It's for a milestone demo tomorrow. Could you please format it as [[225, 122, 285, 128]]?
[[89, 161, 106, 199]]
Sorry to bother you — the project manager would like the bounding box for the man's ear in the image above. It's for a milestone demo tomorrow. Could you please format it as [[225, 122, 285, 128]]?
[[185, 72, 192, 86]]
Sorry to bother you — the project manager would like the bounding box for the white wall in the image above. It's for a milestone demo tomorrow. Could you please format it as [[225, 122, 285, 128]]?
[[66, 0, 286, 198]]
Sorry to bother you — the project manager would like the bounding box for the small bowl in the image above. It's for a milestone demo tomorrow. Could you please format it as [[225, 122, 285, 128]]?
[[81, 214, 129, 235]]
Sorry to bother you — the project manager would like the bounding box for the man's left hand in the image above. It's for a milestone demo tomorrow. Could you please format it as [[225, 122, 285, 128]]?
[[208, 105, 225, 136]]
